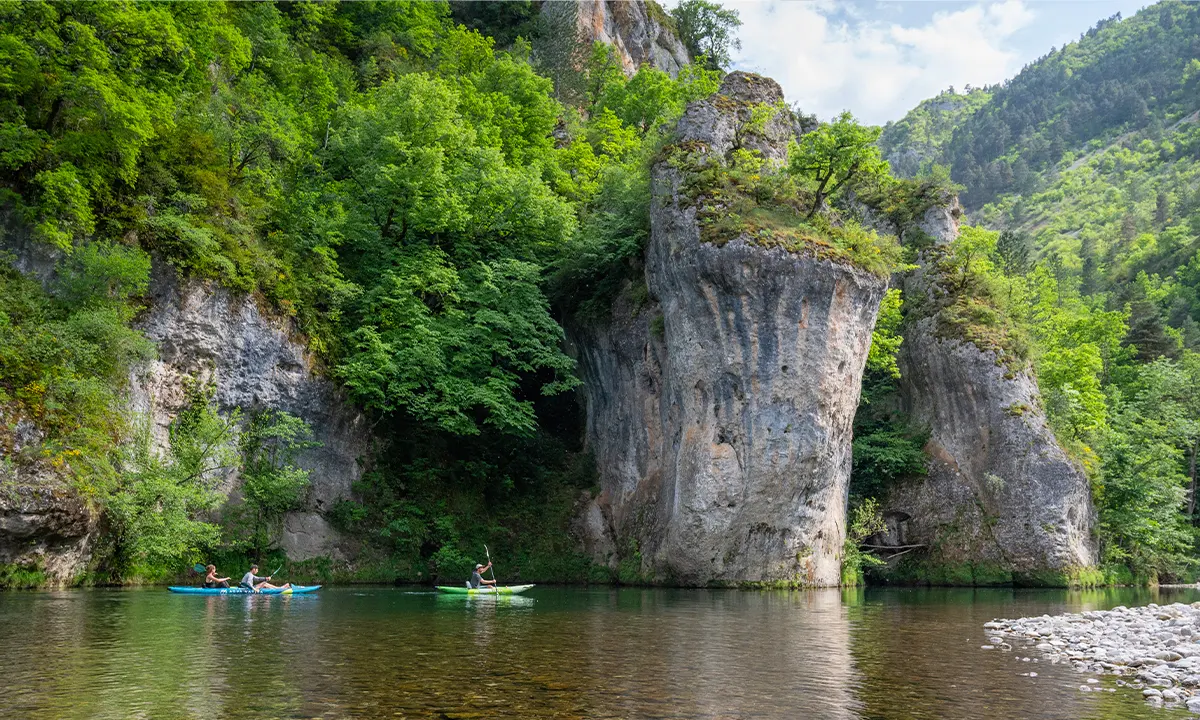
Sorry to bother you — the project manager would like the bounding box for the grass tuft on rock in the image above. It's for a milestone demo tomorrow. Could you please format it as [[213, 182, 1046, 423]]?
[[663, 145, 905, 278]]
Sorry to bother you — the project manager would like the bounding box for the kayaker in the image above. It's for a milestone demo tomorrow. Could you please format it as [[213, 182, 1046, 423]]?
[[204, 565, 231, 589], [239, 564, 291, 592], [469, 562, 496, 589]]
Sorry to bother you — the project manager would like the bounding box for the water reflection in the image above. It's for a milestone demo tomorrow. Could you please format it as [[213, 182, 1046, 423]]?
[[846, 587, 1197, 720], [1, 585, 1198, 719]]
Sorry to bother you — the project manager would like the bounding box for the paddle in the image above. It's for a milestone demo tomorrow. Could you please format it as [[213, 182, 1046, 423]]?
[[192, 563, 206, 574], [484, 544, 499, 594]]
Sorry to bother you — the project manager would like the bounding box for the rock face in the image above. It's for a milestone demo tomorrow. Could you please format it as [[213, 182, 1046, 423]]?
[[878, 203, 1097, 580], [129, 264, 371, 562], [0, 217, 98, 586], [575, 73, 888, 586], [1, 210, 371, 581], [543, 0, 690, 77], [0, 466, 98, 586]]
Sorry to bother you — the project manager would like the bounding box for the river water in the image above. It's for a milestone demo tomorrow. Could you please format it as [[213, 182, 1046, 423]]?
[[1, 585, 1197, 719]]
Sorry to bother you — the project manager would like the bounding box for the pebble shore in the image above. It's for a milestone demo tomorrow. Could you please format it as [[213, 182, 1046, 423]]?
[[983, 602, 1200, 713]]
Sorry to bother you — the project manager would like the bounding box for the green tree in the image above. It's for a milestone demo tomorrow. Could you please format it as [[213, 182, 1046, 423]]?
[[996, 229, 1031, 276], [107, 381, 239, 577], [1098, 358, 1200, 580], [236, 409, 318, 560], [787, 112, 888, 217], [866, 288, 904, 379], [669, 0, 743, 72], [336, 252, 578, 436], [841, 497, 887, 586]]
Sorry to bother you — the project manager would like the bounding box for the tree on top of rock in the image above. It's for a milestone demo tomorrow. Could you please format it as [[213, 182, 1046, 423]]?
[[786, 111, 889, 218], [670, 0, 742, 72]]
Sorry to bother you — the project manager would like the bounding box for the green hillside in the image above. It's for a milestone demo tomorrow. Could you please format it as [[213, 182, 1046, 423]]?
[[868, 0, 1200, 581], [878, 87, 991, 178]]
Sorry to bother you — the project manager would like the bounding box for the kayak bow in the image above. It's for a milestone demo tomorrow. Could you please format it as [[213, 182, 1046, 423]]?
[[167, 585, 321, 595], [435, 584, 535, 595]]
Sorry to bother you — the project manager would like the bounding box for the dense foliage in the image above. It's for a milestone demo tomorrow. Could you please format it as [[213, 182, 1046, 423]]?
[[0, 0, 734, 584]]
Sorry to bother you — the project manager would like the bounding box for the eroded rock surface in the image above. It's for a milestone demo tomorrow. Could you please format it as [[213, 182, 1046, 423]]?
[[878, 203, 1097, 579], [543, 0, 690, 77], [0, 465, 98, 586], [130, 264, 371, 562], [575, 73, 887, 585]]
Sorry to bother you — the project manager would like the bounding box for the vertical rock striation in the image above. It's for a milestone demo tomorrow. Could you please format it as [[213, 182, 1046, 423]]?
[[129, 264, 371, 562], [878, 204, 1097, 582], [575, 73, 888, 585]]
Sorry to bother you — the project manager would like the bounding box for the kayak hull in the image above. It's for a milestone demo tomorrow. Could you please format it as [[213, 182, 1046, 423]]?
[[436, 584, 535, 595], [167, 585, 321, 595]]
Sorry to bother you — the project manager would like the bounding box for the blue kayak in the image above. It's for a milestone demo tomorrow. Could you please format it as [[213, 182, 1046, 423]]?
[[167, 585, 321, 595]]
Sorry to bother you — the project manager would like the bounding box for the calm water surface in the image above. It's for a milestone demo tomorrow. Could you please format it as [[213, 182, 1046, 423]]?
[[2, 585, 1198, 719]]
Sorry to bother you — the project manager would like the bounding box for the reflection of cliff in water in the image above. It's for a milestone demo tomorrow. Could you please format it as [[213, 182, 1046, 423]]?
[[7, 586, 1197, 719], [567, 588, 860, 718]]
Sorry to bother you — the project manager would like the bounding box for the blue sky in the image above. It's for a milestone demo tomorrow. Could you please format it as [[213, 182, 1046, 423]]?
[[717, 0, 1152, 125]]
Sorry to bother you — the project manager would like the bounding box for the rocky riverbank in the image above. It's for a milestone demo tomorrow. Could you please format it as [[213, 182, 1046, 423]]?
[[983, 602, 1200, 713]]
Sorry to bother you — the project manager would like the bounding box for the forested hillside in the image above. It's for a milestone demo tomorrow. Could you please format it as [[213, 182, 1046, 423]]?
[[867, 0, 1200, 582], [0, 0, 731, 584]]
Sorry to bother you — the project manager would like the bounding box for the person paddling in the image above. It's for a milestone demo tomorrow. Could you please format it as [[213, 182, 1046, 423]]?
[[469, 562, 496, 589], [239, 564, 291, 592], [204, 565, 230, 589]]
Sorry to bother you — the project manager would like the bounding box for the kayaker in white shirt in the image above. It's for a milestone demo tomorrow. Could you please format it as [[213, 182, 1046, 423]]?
[[239, 564, 292, 592]]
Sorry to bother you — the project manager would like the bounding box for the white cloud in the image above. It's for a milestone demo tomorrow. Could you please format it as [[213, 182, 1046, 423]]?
[[728, 0, 1037, 125]]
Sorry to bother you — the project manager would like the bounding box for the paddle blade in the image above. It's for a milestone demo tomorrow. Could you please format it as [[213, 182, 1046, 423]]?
[[192, 563, 206, 574]]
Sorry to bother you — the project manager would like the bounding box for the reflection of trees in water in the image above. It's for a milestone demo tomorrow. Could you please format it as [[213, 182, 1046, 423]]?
[[0, 591, 92, 719], [7, 587, 1193, 719], [0, 589, 310, 719]]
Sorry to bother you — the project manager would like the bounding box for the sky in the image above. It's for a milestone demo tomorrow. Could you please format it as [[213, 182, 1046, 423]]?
[[712, 0, 1152, 125]]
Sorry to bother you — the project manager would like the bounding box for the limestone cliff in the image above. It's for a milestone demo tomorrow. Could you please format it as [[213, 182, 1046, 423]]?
[[575, 73, 888, 586], [1, 209, 371, 582], [0, 217, 98, 586], [541, 0, 690, 77], [875, 203, 1098, 582], [129, 264, 370, 563], [0, 453, 99, 587]]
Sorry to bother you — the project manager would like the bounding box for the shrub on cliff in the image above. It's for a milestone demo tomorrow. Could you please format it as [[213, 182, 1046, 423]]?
[[666, 139, 905, 278], [0, 247, 153, 493], [232, 409, 319, 561], [669, 0, 742, 72], [105, 383, 238, 580]]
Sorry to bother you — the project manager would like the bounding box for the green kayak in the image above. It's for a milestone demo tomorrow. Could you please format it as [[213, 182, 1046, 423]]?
[[436, 584, 535, 595]]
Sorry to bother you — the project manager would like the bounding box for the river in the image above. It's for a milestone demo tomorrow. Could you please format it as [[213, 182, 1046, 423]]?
[[1, 586, 1197, 719]]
